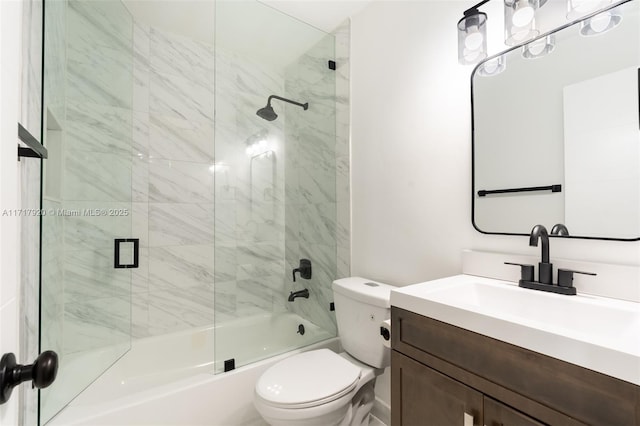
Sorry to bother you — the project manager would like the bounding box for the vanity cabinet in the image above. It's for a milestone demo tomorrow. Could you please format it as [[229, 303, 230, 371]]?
[[391, 307, 640, 426], [393, 351, 545, 426]]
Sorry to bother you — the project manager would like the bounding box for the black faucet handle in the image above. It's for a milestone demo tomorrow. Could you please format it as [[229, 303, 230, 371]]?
[[292, 259, 312, 282], [504, 262, 535, 282], [557, 269, 597, 288], [551, 224, 570, 236]]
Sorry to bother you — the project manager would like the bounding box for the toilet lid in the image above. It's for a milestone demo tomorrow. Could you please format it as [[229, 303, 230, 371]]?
[[255, 349, 361, 408]]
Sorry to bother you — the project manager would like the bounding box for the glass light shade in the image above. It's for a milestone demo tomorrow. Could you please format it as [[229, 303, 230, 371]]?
[[458, 11, 488, 65], [504, 0, 540, 46], [477, 55, 507, 76], [580, 10, 622, 35], [522, 35, 556, 58], [567, 0, 612, 20]]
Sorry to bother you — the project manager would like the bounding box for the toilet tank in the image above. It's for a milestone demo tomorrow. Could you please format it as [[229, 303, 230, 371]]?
[[332, 277, 394, 368]]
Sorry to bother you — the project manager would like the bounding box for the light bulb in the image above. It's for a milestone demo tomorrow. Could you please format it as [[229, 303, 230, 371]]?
[[483, 59, 500, 74], [512, 4, 534, 27], [528, 40, 546, 55], [572, 0, 603, 13], [477, 55, 506, 76], [522, 35, 555, 59], [464, 48, 483, 62], [465, 30, 484, 50], [567, 0, 612, 19], [580, 9, 621, 36], [589, 12, 611, 32]]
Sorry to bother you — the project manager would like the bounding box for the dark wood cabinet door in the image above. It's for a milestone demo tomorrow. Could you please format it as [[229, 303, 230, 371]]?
[[484, 397, 546, 426], [392, 351, 483, 426]]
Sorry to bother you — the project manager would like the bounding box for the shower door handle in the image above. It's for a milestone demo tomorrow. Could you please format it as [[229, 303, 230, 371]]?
[[114, 238, 139, 269]]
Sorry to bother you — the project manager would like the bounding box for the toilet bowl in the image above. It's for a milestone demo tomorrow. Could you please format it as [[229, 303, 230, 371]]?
[[254, 277, 394, 426], [254, 349, 378, 426]]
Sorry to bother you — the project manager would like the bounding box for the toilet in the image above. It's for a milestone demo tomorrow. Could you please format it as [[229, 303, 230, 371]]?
[[254, 277, 393, 426]]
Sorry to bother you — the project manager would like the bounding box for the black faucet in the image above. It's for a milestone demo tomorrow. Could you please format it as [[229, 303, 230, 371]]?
[[529, 224, 552, 284], [550, 223, 569, 236], [288, 288, 309, 302], [505, 224, 596, 296]]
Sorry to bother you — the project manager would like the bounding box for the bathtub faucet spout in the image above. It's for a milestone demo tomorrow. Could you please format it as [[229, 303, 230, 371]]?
[[288, 289, 309, 302]]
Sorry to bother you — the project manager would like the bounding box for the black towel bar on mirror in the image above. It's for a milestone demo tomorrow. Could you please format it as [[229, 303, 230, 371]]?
[[477, 184, 561, 197]]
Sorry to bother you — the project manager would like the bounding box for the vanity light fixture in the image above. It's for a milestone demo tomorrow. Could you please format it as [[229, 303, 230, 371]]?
[[522, 34, 556, 58], [458, 0, 552, 65], [579, 8, 622, 35], [504, 0, 541, 46], [457, 0, 490, 65], [567, 0, 612, 20]]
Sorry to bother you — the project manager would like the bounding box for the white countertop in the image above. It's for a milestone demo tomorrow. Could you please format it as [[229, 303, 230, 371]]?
[[391, 274, 640, 386]]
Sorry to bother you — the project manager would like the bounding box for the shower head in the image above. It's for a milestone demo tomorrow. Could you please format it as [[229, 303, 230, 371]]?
[[256, 95, 308, 122], [256, 104, 278, 121]]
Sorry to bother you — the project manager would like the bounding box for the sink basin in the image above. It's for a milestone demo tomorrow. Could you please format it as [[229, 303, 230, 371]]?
[[391, 274, 640, 385]]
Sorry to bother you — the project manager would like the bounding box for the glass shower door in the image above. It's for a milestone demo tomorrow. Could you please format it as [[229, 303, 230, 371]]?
[[213, 0, 338, 373], [40, 0, 134, 422]]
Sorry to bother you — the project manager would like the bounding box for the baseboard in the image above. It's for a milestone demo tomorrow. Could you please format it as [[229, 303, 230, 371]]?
[[371, 397, 390, 426]]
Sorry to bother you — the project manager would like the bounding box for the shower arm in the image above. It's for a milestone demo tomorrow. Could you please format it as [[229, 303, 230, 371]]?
[[267, 95, 308, 110]]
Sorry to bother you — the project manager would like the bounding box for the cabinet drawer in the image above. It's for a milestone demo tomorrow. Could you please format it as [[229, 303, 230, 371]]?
[[392, 307, 640, 425]]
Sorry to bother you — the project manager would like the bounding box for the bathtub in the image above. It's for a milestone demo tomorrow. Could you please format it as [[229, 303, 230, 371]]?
[[47, 312, 338, 426]]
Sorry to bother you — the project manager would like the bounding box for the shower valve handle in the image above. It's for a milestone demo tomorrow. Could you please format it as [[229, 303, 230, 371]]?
[[292, 259, 312, 282], [0, 350, 58, 404]]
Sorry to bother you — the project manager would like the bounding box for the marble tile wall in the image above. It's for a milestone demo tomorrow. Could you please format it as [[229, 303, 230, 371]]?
[[282, 30, 345, 336], [213, 45, 288, 326], [40, 1, 134, 421], [132, 20, 301, 339], [334, 20, 352, 282], [40, 4, 350, 387], [60, 0, 133, 356], [131, 23, 218, 338]]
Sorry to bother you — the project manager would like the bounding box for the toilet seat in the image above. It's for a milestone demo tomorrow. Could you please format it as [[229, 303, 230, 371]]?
[[255, 349, 361, 409]]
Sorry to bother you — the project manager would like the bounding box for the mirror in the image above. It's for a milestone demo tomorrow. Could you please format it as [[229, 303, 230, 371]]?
[[472, 0, 639, 240]]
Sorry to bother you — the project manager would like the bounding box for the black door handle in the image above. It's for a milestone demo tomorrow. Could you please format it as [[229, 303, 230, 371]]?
[[0, 351, 58, 404], [114, 238, 139, 269]]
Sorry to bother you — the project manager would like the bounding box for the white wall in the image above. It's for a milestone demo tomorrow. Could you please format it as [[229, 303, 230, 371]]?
[[351, 1, 474, 287], [351, 0, 640, 285], [350, 0, 640, 414]]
